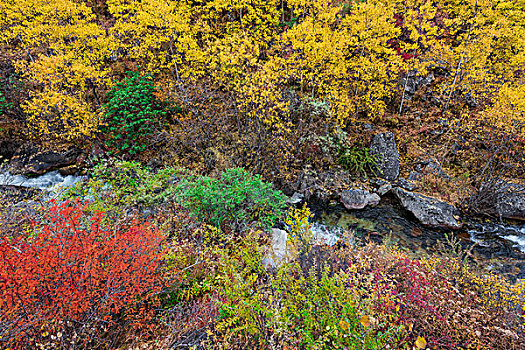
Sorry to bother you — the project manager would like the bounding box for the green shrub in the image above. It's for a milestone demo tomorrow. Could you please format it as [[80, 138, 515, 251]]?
[[64, 164, 285, 233], [320, 128, 379, 178], [175, 168, 287, 232], [102, 71, 166, 155], [63, 160, 180, 217]]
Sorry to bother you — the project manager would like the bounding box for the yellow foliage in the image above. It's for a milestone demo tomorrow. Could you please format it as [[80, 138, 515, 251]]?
[[107, 0, 204, 78], [24, 90, 100, 142], [480, 84, 525, 137], [22, 54, 109, 142], [1, 0, 115, 143], [431, 0, 525, 104], [285, 204, 313, 256], [1, 0, 524, 157], [258, 0, 406, 126]]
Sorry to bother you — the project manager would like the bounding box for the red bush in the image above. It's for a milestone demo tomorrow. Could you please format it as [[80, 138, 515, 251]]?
[[0, 200, 166, 348]]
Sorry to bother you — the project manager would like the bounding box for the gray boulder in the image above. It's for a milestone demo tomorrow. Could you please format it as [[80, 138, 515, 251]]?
[[499, 193, 525, 220], [370, 132, 399, 181], [377, 183, 392, 196], [341, 189, 380, 210], [397, 178, 418, 191], [263, 228, 289, 268], [393, 188, 462, 229]]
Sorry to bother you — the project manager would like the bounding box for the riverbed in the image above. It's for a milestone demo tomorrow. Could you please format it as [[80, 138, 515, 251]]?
[[313, 198, 525, 281]]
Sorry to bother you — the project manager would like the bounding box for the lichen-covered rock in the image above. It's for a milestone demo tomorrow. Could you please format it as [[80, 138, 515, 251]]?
[[370, 132, 399, 181], [341, 189, 380, 210], [393, 188, 462, 229]]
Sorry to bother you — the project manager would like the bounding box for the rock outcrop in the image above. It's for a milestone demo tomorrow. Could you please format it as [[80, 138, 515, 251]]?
[[393, 188, 462, 229], [9, 144, 81, 175], [470, 181, 525, 221], [497, 191, 525, 221], [370, 132, 399, 181]]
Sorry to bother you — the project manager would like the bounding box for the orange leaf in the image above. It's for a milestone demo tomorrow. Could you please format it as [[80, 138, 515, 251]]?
[[360, 315, 370, 328]]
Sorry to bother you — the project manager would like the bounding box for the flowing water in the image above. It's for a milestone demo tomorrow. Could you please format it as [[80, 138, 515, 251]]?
[[313, 200, 525, 281], [2, 170, 525, 279], [0, 171, 84, 197]]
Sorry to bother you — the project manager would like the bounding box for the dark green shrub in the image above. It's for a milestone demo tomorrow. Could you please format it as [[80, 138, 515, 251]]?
[[175, 168, 287, 232], [102, 72, 166, 155]]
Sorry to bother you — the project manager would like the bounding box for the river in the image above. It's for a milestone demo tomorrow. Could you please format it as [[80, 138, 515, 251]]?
[[2, 170, 525, 281], [312, 198, 525, 281]]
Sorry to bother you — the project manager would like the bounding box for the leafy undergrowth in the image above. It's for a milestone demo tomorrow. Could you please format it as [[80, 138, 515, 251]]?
[[0, 200, 166, 349], [1, 164, 524, 349], [193, 207, 525, 350]]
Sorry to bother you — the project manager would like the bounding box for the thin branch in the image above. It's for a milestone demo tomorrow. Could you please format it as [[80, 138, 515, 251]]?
[[442, 6, 476, 114], [16, 35, 34, 63]]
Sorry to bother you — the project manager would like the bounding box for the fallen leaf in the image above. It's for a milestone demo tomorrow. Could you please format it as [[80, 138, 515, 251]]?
[[415, 336, 427, 349], [360, 315, 370, 327]]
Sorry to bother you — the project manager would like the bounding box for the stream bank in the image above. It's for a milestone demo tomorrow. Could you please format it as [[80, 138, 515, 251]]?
[[308, 196, 525, 282], [2, 141, 525, 282]]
